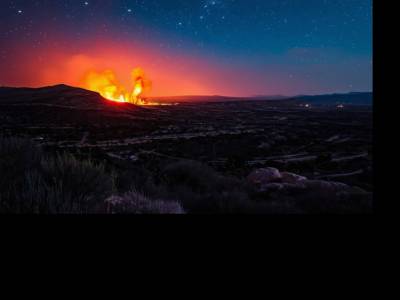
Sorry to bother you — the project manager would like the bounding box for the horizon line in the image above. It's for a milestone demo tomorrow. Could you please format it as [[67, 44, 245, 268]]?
[[0, 83, 373, 99]]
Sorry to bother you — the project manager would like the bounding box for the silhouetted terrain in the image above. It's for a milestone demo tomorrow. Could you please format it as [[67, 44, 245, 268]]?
[[0, 85, 373, 214], [0, 84, 142, 111], [148, 94, 291, 103], [289, 92, 373, 105], [148, 92, 372, 105]]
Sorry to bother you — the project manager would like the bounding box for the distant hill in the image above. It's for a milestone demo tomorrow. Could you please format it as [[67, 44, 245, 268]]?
[[0, 85, 373, 106], [0, 84, 140, 112], [288, 92, 373, 106], [249, 95, 290, 100], [149, 92, 372, 105], [147, 95, 293, 103], [147, 95, 244, 103], [0, 84, 147, 126]]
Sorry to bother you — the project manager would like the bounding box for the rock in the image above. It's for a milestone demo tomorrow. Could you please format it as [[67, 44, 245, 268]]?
[[258, 142, 271, 150], [260, 183, 285, 192], [301, 180, 357, 196], [248, 168, 367, 199], [248, 168, 308, 185], [247, 167, 282, 185], [247, 167, 370, 213], [130, 155, 139, 161], [281, 172, 307, 183], [260, 182, 306, 193], [350, 186, 369, 195]]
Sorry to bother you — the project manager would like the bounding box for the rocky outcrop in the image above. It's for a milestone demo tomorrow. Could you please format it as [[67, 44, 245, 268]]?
[[280, 172, 307, 184], [247, 167, 282, 185], [247, 167, 367, 195], [247, 167, 371, 213]]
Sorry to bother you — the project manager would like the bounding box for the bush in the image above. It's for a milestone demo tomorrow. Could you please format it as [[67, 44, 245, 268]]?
[[105, 189, 185, 214], [39, 154, 113, 213], [0, 138, 371, 214], [0, 137, 113, 213], [0, 137, 43, 212], [159, 160, 255, 213], [0, 137, 42, 191], [161, 160, 220, 192], [293, 188, 372, 214]]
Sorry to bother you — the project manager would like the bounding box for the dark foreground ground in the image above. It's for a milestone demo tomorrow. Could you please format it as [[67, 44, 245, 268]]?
[[0, 86, 373, 214]]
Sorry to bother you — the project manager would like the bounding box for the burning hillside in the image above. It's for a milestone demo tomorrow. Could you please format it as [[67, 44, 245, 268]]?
[[82, 67, 152, 105]]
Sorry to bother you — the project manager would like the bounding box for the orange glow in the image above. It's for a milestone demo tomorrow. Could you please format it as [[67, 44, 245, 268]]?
[[3, 36, 274, 98], [82, 67, 152, 105]]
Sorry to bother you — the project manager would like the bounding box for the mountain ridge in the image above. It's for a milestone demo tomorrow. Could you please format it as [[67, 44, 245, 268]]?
[[0, 84, 373, 105]]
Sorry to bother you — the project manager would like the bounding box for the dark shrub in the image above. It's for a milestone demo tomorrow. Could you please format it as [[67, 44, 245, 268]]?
[[159, 160, 256, 213], [294, 189, 372, 214], [0, 137, 42, 187], [0, 137, 43, 212], [0, 137, 113, 213], [37, 153, 114, 213], [162, 160, 219, 192], [105, 189, 185, 214]]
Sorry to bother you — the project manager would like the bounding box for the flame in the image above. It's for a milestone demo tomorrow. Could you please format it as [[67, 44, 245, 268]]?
[[82, 67, 152, 105], [131, 67, 152, 105]]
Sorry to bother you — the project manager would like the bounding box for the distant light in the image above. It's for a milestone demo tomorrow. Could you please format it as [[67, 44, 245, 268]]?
[[337, 104, 344, 109], [305, 104, 310, 108]]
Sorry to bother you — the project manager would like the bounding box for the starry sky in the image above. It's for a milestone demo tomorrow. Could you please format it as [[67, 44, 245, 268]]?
[[0, 0, 372, 97]]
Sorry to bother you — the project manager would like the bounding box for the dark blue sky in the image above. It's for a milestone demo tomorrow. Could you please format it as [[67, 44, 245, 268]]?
[[0, 0, 373, 96]]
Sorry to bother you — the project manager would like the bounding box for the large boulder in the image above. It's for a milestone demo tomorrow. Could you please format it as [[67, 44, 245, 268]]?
[[248, 168, 366, 196], [247, 167, 371, 213], [280, 172, 307, 183], [301, 180, 366, 196], [247, 168, 308, 185], [247, 167, 282, 185], [259, 182, 307, 193]]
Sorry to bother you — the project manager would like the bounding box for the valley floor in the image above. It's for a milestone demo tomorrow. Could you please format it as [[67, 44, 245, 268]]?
[[0, 100, 373, 213]]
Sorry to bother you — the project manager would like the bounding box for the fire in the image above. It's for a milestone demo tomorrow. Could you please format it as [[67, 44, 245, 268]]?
[[82, 67, 152, 105]]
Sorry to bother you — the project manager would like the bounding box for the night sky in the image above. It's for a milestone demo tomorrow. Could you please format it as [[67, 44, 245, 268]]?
[[0, 0, 372, 97]]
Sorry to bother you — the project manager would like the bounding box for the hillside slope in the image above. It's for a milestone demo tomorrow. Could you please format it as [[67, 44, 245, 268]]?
[[0, 84, 142, 111], [0, 84, 147, 126]]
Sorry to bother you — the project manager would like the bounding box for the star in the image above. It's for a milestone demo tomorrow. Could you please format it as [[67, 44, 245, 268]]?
[[0, 0, 372, 98]]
